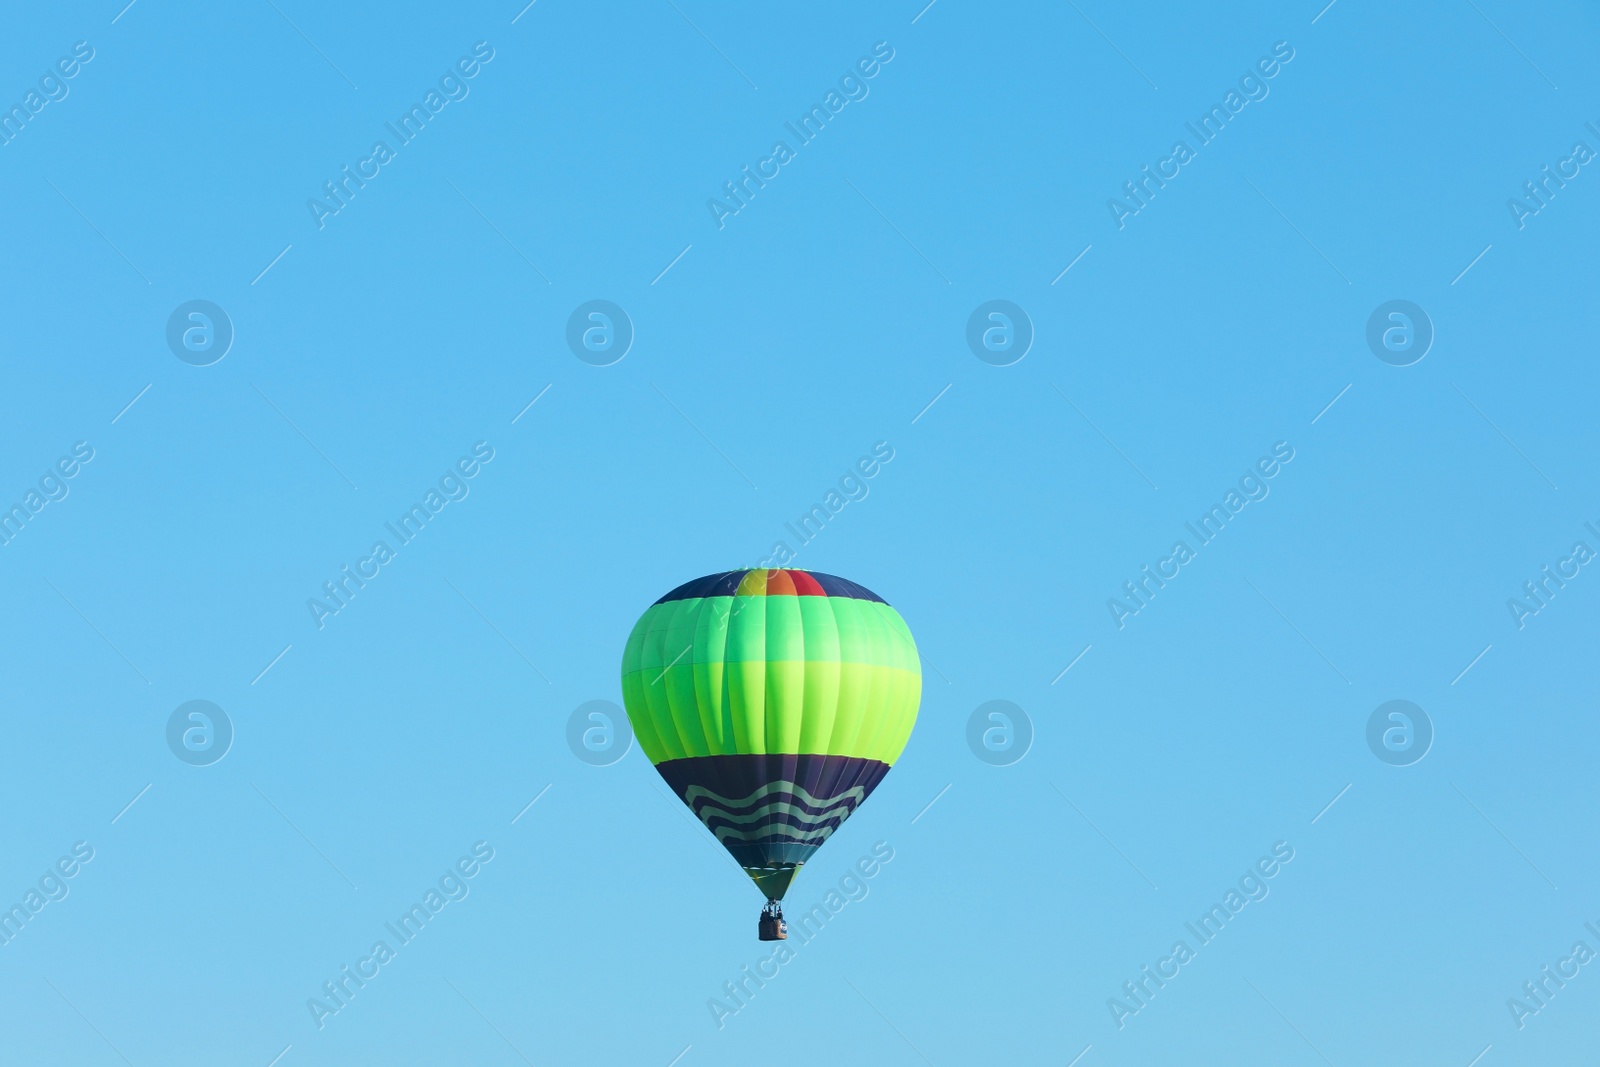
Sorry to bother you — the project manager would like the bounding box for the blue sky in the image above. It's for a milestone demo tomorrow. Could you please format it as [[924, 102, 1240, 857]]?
[[0, 1, 1597, 1064]]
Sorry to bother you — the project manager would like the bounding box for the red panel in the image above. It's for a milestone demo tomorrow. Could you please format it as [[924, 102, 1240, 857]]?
[[787, 570, 826, 596]]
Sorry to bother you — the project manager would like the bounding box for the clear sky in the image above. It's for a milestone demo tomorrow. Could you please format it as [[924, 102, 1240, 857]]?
[[0, 1, 1596, 1064]]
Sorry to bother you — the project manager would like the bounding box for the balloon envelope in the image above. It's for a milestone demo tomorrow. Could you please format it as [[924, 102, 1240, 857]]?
[[620, 569, 920, 900]]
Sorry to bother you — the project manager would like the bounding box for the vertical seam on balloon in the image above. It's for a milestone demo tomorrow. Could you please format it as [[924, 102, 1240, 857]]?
[[646, 600, 674, 761], [694, 596, 719, 756], [620, 614, 660, 763], [832, 599, 869, 757], [764, 584, 783, 754], [684, 595, 714, 757], [817, 594, 847, 760], [691, 595, 715, 756], [839, 600, 878, 757], [850, 601, 882, 760], [859, 603, 898, 761], [738, 587, 765, 753], [663, 596, 695, 761], [887, 609, 921, 763], [717, 595, 735, 754]]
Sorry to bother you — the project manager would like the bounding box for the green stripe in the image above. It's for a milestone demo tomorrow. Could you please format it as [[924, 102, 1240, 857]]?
[[625, 597, 916, 670], [620, 592, 921, 766]]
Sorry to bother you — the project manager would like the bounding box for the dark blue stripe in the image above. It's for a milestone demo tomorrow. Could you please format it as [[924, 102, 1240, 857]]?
[[809, 571, 887, 604], [653, 571, 749, 604], [653, 570, 887, 605]]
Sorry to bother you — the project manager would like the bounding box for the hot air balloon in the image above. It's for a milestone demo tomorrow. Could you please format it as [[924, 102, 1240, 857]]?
[[620, 569, 920, 939]]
